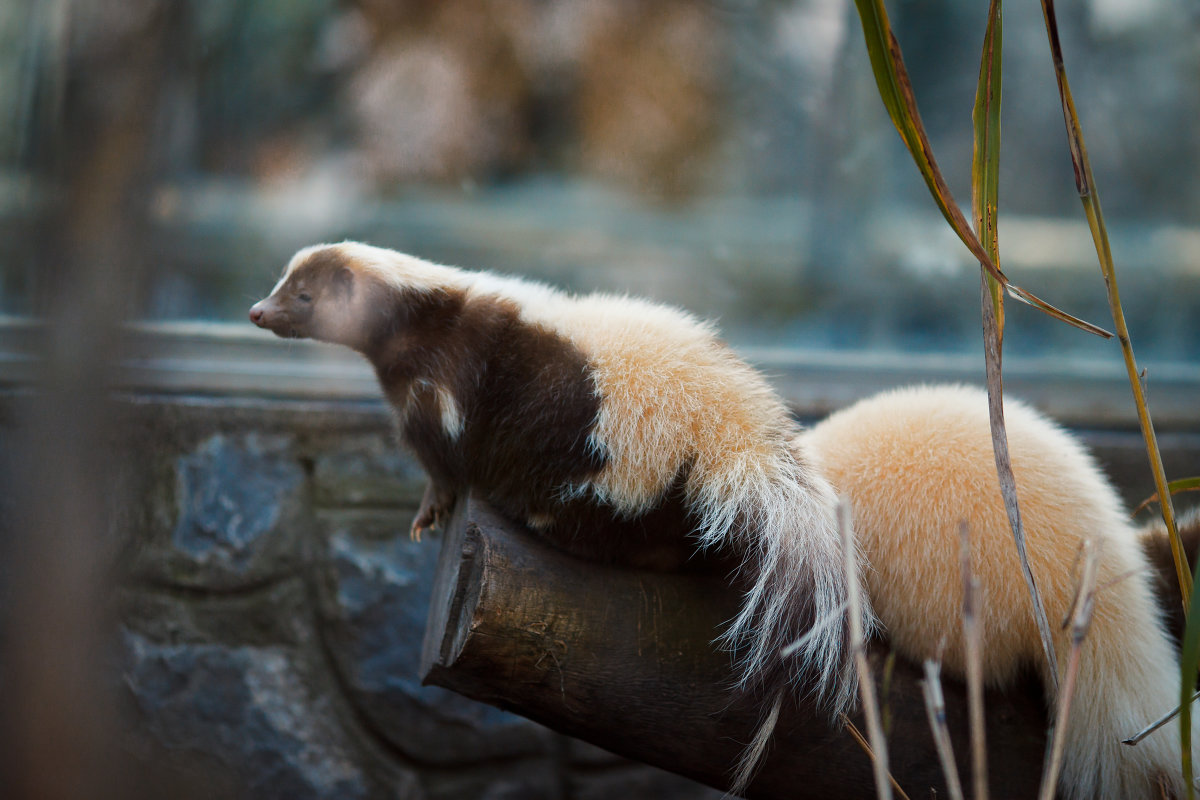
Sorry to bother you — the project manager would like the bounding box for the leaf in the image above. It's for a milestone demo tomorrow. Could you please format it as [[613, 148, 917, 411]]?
[[1038, 0, 1089, 197], [972, 0, 1003, 331], [1133, 476, 1200, 516], [851, 0, 1110, 340], [971, 0, 1058, 696]]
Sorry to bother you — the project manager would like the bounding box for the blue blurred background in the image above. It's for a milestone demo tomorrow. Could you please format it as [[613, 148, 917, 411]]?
[[4, 0, 1198, 363]]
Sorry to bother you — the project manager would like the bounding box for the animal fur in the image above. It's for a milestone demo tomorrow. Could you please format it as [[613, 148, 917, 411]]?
[[252, 242, 1191, 798], [802, 384, 1195, 799], [1140, 505, 1200, 646], [249, 241, 866, 730]]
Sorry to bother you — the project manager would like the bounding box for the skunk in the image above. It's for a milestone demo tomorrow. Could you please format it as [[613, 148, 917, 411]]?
[[253, 242, 1187, 798], [249, 242, 866, 775]]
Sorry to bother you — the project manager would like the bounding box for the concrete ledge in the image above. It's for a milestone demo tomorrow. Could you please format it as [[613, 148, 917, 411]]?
[[2, 316, 1197, 429]]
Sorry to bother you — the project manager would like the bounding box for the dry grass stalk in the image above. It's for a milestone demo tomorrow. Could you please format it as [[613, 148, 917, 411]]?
[[980, 275, 1059, 698], [920, 660, 965, 800], [1133, 477, 1200, 517], [1123, 690, 1200, 747], [959, 522, 989, 800], [969, 0, 1060, 699], [841, 714, 912, 800], [839, 500, 892, 800], [1036, 0, 1191, 610], [1036, 538, 1103, 800], [779, 601, 848, 659], [880, 651, 897, 738]]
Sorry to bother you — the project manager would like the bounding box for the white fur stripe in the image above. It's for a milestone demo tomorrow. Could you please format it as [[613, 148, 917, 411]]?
[[436, 387, 464, 440]]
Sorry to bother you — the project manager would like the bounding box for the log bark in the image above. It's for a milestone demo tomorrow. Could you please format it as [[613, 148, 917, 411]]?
[[421, 494, 1049, 799]]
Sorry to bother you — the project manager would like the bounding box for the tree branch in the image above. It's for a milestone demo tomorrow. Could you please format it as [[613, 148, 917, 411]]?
[[421, 494, 1050, 799]]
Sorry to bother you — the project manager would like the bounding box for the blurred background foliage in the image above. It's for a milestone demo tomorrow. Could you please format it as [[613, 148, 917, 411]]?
[[2, 0, 1198, 362]]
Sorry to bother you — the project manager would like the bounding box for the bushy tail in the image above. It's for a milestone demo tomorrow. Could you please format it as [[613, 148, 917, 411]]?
[[687, 442, 873, 793], [1059, 508, 1200, 800], [1054, 554, 1192, 799]]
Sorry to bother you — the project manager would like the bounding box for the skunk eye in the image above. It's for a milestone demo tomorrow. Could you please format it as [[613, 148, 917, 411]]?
[[297, 292, 312, 303]]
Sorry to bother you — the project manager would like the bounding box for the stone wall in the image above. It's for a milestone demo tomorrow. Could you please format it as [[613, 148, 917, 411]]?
[[111, 396, 722, 800], [5, 389, 1197, 799]]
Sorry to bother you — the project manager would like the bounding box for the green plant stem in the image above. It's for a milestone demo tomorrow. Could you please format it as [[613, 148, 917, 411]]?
[[1178, 557, 1200, 799], [1084, 196, 1189, 607], [1038, 0, 1190, 610], [850, 0, 1109, 339]]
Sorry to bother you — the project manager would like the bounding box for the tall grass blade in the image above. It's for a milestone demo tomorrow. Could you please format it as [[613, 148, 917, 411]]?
[[1004, 285, 1109, 337], [839, 500, 892, 800], [1037, 0, 1191, 609], [841, 716, 912, 800], [1179, 555, 1200, 800], [972, 0, 1004, 330], [1122, 690, 1200, 747], [960, 523, 989, 800], [850, 0, 1110, 339], [880, 651, 896, 738], [971, 0, 1059, 693], [920, 660, 965, 800], [980, 300, 1056, 693], [1037, 540, 1102, 800], [1133, 476, 1200, 516]]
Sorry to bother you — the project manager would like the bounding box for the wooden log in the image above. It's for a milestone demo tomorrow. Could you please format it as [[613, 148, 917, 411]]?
[[421, 494, 1049, 799]]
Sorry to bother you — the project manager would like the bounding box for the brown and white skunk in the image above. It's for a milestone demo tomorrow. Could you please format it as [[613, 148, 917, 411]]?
[[249, 241, 865, 726], [252, 242, 1189, 798]]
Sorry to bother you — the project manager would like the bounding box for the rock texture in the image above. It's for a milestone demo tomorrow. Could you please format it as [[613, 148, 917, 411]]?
[[109, 397, 721, 800]]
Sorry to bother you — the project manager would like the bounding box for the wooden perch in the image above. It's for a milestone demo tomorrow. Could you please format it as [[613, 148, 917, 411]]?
[[420, 494, 1059, 798]]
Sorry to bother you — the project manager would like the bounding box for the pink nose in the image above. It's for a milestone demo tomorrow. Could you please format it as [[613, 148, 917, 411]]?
[[249, 304, 264, 325]]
